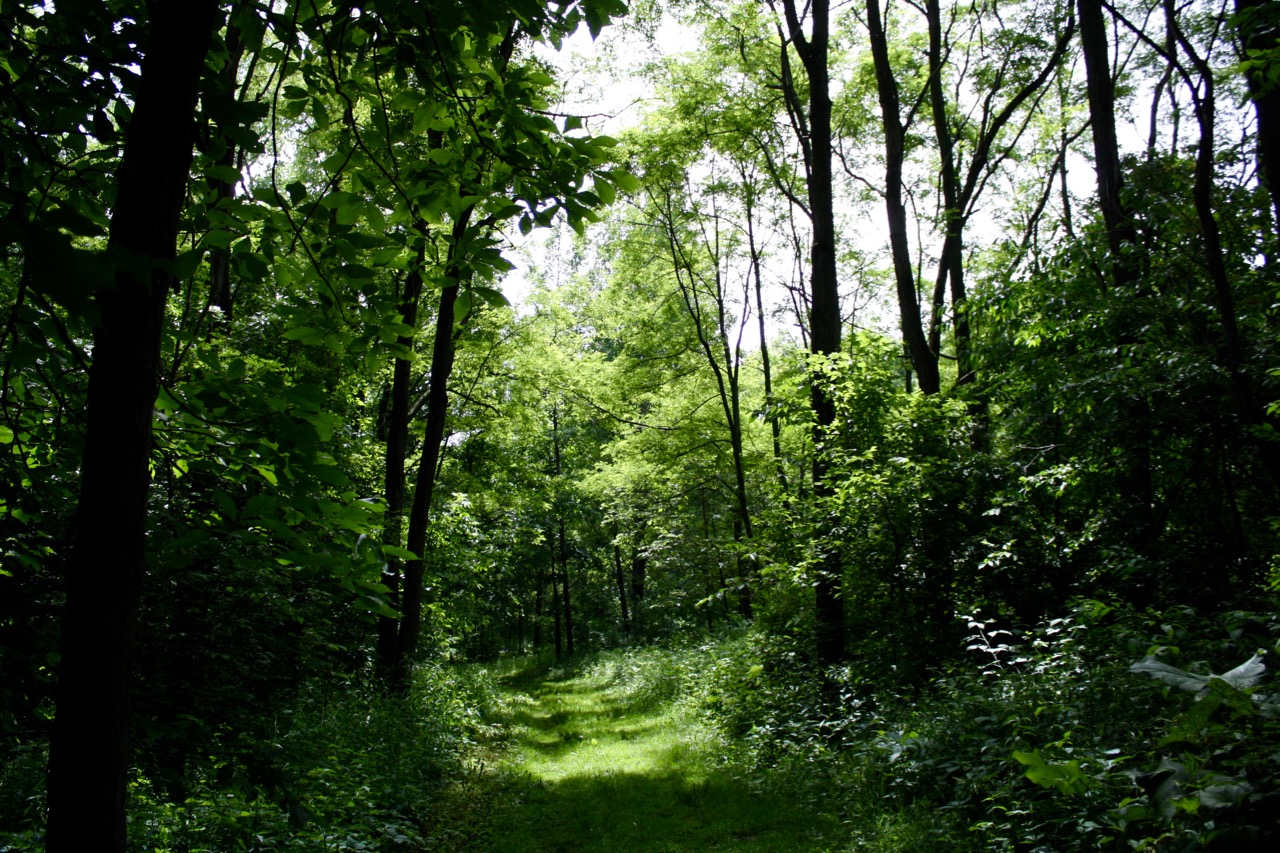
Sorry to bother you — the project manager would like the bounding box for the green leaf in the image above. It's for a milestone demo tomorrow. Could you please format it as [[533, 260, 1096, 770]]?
[[612, 171, 641, 192], [389, 91, 421, 110], [453, 289, 473, 323], [382, 544, 419, 561], [0, 425, 13, 444], [206, 164, 242, 184], [471, 285, 509, 308], [1014, 750, 1094, 794], [201, 229, 237, 250], [282, 326, 326, 345]]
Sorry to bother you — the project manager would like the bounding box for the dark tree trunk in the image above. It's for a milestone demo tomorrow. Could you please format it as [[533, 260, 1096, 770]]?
[[376, 263, 423, 680], [534, 577, 544, 650], [779, 0, 845, 668], [630, 551, 646, 612], [743, 173, 788, 494], [552, 564, 563, 657], [45, 3, 217, 850], [1172, 7, 1280, 487], [204, 20, 246, 323], [867, 0, 940, 396], [389, 220, 464, 689], [1077, 0, 1137, 261], [1077, 0, 1157, 554], [558, 519, 574, 655]]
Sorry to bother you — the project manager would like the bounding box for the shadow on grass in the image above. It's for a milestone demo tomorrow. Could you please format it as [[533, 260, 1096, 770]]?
[[484, 767, 840, 853]]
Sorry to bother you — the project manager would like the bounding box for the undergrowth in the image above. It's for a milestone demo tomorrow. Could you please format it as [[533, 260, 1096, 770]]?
[[664, 601, 1280, 852], [6, 605, 1278, 852], [0, 661, 497, 852]]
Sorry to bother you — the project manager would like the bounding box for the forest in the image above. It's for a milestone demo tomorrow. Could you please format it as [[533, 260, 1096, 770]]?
[[2, 0, 1279, 850]]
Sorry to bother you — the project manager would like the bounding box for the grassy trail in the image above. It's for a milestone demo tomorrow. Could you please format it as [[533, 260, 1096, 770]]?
[[458, 659, 841, 853]]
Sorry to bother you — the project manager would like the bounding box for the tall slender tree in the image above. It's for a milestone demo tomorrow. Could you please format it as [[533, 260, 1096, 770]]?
[[45, 3, 218, 848], [773, 0, 845, 667]]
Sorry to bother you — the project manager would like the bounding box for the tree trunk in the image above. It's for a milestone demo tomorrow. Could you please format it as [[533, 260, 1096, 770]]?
[[743, 174, 789, 494], [389, 225, 463, 689], [376, 262, 423, 681], [867, 0, 940, 396], [662, 196, 756, 619], [559, 518, 574, 656], [45, 3, 217, 850], [1077, 0, 1137, 262], [630, 551, 646, 617], [534, 576, 544, 650], [552, 563, 563, 657], [1077, 0, 1156, 555], [1172, 6, 1280, 487], [779, 0, 845, 667]]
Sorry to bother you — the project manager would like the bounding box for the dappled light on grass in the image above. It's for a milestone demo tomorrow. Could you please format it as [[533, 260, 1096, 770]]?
[[508, 675, 691, 781], [478, 658, 840, 852]]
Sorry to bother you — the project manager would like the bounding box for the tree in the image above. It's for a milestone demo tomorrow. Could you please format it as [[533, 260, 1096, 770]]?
[[772, 0, 846, 668], [44, 3, 218, 848]]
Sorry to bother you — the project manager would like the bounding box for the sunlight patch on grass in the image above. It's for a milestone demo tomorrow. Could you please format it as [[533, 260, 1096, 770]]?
[[506, 671, 696, 783], [481, 658, 842, 853]]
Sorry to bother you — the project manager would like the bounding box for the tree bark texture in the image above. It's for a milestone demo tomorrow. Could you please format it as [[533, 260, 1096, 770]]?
[[612, 533, 631, 633], [1076, 0, 1157, 556]]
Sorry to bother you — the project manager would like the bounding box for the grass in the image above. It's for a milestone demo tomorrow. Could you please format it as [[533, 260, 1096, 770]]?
[[448, 652, 845, 853]]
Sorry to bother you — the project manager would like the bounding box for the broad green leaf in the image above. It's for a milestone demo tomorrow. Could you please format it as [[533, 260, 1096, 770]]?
[[206, 164, 241, 184], [453, 289, 473, 323], [382, 544, 419, 561], [471, 285, 509, 308], [282, 326, 326, 345]]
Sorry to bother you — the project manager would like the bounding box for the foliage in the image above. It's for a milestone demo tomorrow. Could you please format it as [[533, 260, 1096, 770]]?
[[681, 602, 1280, 852], [1, 662, 497, 852]]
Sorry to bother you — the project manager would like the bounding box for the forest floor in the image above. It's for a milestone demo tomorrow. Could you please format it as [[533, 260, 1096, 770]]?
[[424, 656, 845, 852]]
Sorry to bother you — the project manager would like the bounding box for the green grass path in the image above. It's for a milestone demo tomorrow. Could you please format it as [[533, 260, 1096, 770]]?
[[463, 660, 842, 853]]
